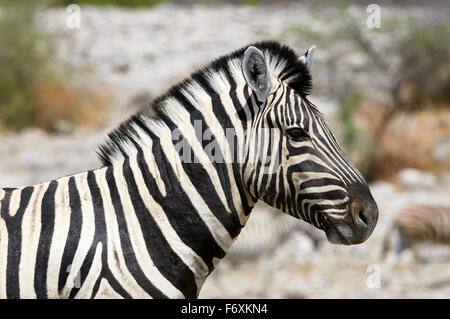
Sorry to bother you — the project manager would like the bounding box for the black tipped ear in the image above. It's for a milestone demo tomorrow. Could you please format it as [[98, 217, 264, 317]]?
[[299, 45, 316, 71], [242, 46, 272, 101]]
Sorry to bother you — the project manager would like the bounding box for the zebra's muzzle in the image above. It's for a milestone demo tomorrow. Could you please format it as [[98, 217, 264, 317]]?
[[323, 183, 379, 245]]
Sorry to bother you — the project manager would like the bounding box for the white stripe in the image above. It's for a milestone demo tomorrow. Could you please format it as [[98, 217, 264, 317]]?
[[47, 177, 71, 298], [7, 189, 21, 217], [295, 172, 342, 184], [0, 214, 8, 298], [301, 197, 349, 215], [299, 185, 347, 195], [19, 182, 49, 298]]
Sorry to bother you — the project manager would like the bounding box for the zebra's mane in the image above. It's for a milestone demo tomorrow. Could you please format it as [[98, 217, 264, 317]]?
[[98, 41, 313, 166]]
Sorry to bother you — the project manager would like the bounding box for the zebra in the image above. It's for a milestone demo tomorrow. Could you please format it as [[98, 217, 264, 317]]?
[[382, 204, 450, 259], [0, 41, 378, 299]]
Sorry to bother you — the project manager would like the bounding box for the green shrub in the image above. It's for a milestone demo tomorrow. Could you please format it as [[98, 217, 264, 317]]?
[[337, 92, 363, 151]]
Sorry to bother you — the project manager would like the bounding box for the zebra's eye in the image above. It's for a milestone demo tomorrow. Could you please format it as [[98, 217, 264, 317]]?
[[286, 128, 309, 141]]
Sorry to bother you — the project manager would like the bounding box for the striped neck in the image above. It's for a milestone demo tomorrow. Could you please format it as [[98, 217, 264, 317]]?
[[97, 72, 262, 296], [103, 139, 255, 297]]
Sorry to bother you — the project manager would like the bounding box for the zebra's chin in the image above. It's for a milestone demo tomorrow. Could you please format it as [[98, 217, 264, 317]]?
[[323, 221, 353, 246], [322, 213, 376, 246]]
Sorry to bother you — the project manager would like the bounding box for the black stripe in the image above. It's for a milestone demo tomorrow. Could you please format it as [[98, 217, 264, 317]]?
[[258, 124, 278, 197], [0, 190, 12, 218], [2, 187, 33, 299], [284, 91, 291, 126], [298, 190, 347, 201], [301, 100, 310, 129], [84, 170, 131, 299], [34, 180, 58, 299], [272, 84, 285, 129], [58, 177, 83, 293], [243, 84, 256, 120], [287, 160, 339, 179], [276, 167, 286, 212], [300, 178, 344, 190]]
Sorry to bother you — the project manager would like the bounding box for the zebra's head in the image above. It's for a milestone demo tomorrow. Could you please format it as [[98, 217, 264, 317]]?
[[240, 43, 378, 245]]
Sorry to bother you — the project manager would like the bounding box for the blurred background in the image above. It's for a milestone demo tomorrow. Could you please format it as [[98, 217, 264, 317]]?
[[0, 0, 449, 298]]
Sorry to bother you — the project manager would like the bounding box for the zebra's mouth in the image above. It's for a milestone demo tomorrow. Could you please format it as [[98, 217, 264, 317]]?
[[321, 211, 377, 245], [322, 217, 352, 245]]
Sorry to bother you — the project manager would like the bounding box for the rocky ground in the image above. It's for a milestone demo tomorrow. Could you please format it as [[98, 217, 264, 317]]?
[[0, 4, 449, 298]]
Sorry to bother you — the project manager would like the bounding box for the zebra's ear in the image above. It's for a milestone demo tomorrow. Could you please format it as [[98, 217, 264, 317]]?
[[242, 46, 272, 101], [299, 45, 316, 71]]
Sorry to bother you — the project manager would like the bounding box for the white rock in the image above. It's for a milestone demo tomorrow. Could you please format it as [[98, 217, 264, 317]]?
[[432, 138, 450, 163], [397, 168, 437, 191], [440, 172, 450, 186]]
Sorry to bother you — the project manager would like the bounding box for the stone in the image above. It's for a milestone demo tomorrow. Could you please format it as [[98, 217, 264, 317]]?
[[397, 168, 437, 191]]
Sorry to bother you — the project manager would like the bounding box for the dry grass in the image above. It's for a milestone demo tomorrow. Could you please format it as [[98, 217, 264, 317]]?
[[0, 77, 107, 134], [0, 1, 108, 134]]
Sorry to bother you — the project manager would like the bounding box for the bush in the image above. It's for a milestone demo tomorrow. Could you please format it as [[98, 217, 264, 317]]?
[[0, 1, 103, 133]]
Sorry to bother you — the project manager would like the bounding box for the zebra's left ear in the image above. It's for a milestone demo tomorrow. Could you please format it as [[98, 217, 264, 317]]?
[[299, 45, 316, 72], [242, 46, 273, 102]]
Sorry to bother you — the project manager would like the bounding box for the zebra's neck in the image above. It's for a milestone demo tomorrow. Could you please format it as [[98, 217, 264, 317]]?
[[99, 127, 257, 296], [97, 71, 262, 294], [97, 57, 261, 225]]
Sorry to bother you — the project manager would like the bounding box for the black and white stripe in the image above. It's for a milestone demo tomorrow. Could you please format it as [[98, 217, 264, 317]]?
[[0, 41, 377, 299]]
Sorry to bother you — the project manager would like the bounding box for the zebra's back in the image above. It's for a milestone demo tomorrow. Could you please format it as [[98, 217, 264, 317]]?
[[394, 205, 450, 244], [0, 174, 104, 299]]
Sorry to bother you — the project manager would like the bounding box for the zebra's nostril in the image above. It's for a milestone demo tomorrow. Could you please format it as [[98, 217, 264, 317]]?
[[358, 209, 369, 226]]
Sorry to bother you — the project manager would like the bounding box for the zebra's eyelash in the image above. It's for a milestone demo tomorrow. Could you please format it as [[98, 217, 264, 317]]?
[[286, 127, 310, 141]]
